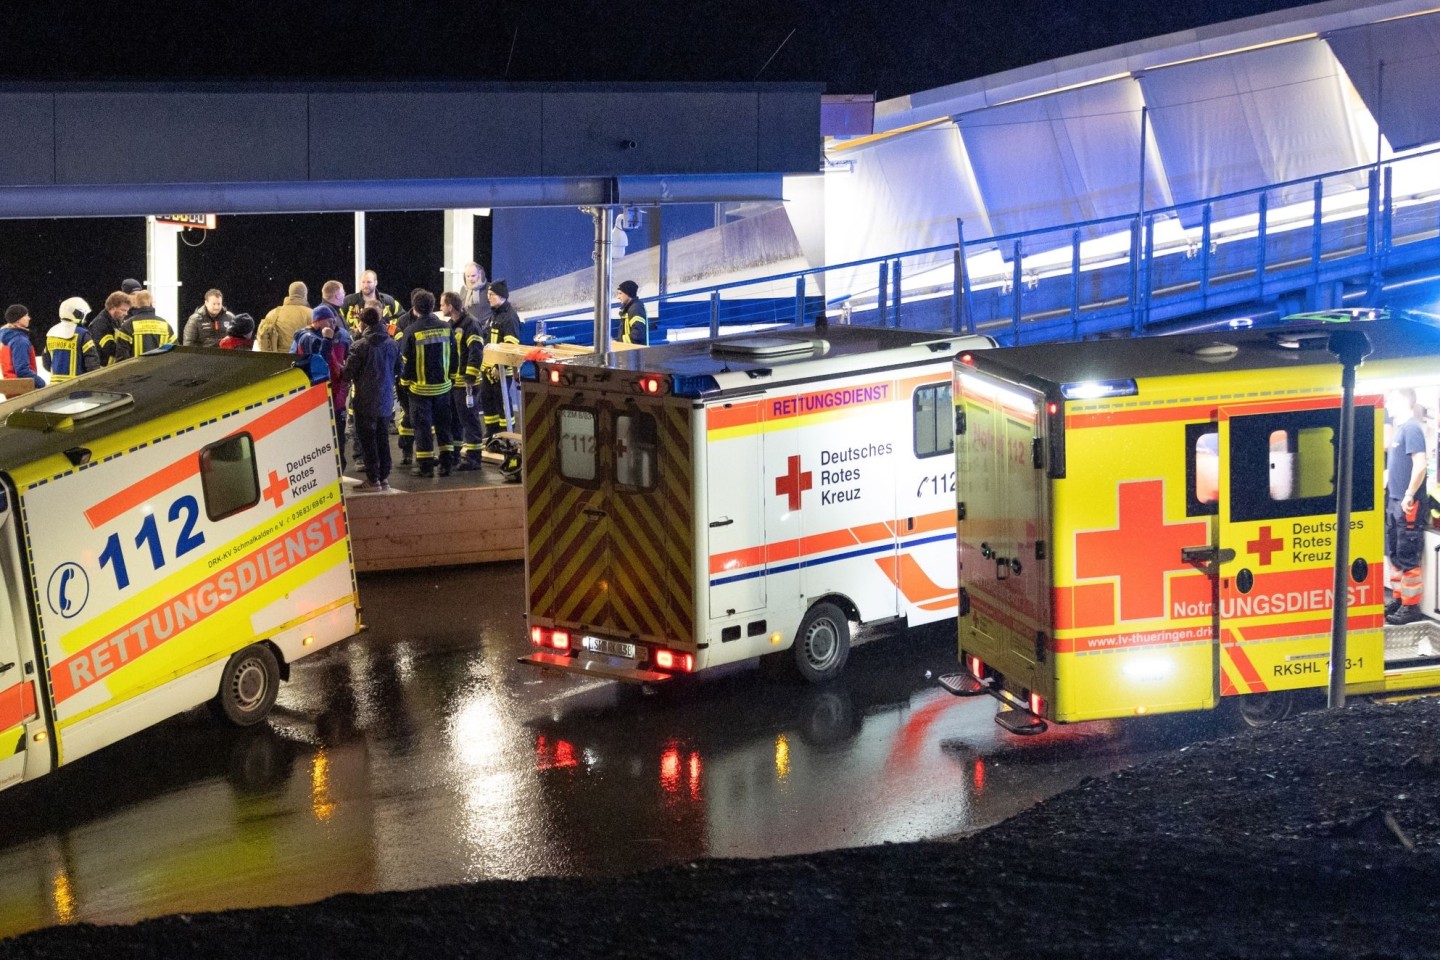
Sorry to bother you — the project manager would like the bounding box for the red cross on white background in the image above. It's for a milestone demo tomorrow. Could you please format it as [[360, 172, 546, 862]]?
[[262, 470, 289, 509], [1074, 479, 1208, 621], [774, 455, 813, 511]]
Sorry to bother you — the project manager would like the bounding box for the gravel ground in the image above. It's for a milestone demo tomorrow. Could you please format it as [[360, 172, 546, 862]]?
[[4, 697, 1440, 959]]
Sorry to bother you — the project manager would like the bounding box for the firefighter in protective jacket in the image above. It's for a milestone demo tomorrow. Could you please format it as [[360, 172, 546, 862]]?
[[481, 280, 522, 438], [45, 297, 101, 383], [399, 290, 456, 478]]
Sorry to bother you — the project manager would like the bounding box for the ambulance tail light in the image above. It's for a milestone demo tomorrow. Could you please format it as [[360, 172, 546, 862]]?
[[637, 375, 666, 396], [959, 352, 976, 367], [548, 369, 563, 384], [1045, 393, 1067, 479], [654, 649, 694, 672], [530, 626, 572, 651], [968, 655, 985, 679], [1029, 692, 1046, 717]]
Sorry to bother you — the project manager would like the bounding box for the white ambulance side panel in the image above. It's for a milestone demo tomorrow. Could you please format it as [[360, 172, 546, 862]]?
[[892, 372, 960, 627], [707, 420, 766, 618], [21, 385, 356, 768]]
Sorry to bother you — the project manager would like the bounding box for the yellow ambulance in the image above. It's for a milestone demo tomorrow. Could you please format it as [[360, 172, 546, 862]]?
[[0, 347, 360, 791], [943, 313, 1440, 733]]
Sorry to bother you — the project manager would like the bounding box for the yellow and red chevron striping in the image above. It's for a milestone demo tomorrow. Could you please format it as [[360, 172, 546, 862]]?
[[525, 394, 694, 642]]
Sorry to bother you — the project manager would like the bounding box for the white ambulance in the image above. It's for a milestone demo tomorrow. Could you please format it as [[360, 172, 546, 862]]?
[[519, 325, 992, 683], [0, 347, 360, 793]]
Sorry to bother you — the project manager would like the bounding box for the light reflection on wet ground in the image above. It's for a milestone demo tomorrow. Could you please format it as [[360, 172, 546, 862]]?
[[0, 563, 1206, 937]]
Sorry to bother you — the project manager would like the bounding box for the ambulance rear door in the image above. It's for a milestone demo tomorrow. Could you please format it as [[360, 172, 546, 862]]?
[[955, 370, 1052, 689], [1215, 400, 1384, 696], [0, 481, 49, 790]]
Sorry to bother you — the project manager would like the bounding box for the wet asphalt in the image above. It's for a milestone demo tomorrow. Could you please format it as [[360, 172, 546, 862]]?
[[0, 563, 1196, 939]]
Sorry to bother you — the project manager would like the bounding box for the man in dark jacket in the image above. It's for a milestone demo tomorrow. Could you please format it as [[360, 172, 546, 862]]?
[[181, 289, 235, 348], [87, 278, 142, 328], [89, 291, 133, 366], [342, 306, 401, 491], [615, 279, 649, 345], [342, 269, 400, 335]]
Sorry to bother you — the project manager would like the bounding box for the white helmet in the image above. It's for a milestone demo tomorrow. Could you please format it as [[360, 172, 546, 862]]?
[[59, 296, 91, 322]]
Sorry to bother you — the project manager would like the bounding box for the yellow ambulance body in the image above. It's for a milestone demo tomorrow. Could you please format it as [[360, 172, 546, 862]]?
[[946, 315, 1440, 733], [0, 348, 360, 791]]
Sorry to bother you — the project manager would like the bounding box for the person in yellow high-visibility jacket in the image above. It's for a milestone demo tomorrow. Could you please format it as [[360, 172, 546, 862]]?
[[616, 280, 649, 346]]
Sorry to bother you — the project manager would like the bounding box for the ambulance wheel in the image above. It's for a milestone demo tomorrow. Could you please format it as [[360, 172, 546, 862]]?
[[212, 644, 280, 727], [1231, 690, 1296, 729], [794, 602, 850, 683]]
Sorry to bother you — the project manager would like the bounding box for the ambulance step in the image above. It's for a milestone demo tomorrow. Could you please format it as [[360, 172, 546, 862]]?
[[994, 707, 1048, 736], [937, 672, 992, 697]]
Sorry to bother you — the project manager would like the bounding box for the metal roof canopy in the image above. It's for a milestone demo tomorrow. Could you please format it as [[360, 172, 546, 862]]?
[[0, 81, 822, 218]]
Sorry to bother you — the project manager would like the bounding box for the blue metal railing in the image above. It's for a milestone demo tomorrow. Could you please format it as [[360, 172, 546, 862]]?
[[527, 145, 1440, 346]]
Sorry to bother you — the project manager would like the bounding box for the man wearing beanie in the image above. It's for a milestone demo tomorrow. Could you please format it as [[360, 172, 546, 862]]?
[[0, 305, 44, 388], [257, 281, 312, 352], [219, 313, 255, 350], [615, 279, 649, 346], [479, 280, 521, 438]]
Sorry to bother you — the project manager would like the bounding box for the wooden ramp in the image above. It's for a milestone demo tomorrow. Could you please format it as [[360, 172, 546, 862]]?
[[341, 436, 524, 572]]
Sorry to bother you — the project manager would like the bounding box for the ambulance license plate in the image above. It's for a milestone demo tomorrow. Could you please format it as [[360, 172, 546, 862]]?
[[583, 636, 637, 660]]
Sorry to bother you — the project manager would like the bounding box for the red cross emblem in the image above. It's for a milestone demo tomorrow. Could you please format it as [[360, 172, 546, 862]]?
[[774, 455, 813, 511], [262, 469, 289, 509], [1246, 525, 1284, 566], [1075, 480, 1209, 621]]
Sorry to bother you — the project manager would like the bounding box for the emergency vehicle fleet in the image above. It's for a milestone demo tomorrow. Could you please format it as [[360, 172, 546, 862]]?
[[520, 326, 992, 683], [943, 313, 1440, 733], [0, 347, 360, 792]]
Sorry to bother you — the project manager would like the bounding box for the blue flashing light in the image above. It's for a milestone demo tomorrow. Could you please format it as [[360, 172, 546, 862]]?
[[519, 360, 538, 382], [1059, 378, 1138, 401], [671, 374, 721, 397]]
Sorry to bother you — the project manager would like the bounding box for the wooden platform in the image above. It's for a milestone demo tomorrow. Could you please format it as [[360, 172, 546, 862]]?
[[341, 436, 524, 572]]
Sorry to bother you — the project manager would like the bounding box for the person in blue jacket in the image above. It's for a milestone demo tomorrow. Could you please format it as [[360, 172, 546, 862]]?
[[0, 304, 45, 388]]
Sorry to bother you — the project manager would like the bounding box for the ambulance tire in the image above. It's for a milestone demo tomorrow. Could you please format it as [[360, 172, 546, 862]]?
[[794, 602, 850, 684], [212, 644, 281, 727], [1230, 690, 1296, 729]]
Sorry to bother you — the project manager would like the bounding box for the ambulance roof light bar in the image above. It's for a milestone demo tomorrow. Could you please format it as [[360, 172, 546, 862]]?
[[1059, 379, 1138, 400]]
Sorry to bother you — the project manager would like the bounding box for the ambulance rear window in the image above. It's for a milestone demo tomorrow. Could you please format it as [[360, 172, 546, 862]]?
[[615, 412, 658, 491], [558, 407, 598, 485], [914, 383, 953, 459], [199, 433, 260, 521]]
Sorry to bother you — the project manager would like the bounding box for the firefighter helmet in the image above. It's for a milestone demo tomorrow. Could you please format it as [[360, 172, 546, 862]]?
[[59, 296, 91, 322]]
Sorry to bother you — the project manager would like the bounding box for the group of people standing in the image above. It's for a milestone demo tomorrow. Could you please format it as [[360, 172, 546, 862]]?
[[0, 280, 205, 388], [3, 266, 653, 493]]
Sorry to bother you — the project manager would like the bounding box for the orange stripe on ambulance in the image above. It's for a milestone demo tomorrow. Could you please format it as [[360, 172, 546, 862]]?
[[53, 504, 346, 702]]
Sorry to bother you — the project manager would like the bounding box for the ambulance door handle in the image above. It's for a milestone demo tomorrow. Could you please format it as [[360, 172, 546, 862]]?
[[709, 518, 734, 528], [1181, 545, 1235, 571], [0, 661, 12, 675], [582, 508, 607, 521]]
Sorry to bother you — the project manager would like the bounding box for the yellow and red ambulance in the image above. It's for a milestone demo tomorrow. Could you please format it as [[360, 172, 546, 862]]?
[[0, 347, 360, 791], [519, 326, 992, 683], [944, 314, 1440, 733]]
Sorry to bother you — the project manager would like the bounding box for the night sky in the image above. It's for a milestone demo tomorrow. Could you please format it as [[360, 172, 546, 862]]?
[[0, 0, 1308, 340]]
